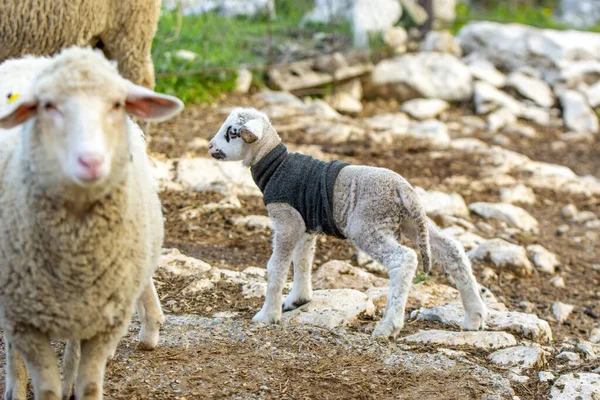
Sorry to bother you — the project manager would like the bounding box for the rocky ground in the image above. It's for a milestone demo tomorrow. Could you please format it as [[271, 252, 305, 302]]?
[[2, 86, 597, 399], [3, 19, 600, 399]]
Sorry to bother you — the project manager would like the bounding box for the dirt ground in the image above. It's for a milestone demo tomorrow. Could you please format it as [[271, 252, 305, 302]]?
[[1, 94, 599, 399]]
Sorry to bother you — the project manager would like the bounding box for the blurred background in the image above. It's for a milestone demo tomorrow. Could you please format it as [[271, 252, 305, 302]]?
[[153, 0, 600, 103]]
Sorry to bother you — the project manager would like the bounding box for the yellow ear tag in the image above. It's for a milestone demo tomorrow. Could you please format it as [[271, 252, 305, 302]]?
[[8, 93, 20, 104]]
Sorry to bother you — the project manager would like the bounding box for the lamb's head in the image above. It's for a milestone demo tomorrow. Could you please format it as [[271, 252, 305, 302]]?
[[0, 46, 183, 188], [208, 107, 276, 165]]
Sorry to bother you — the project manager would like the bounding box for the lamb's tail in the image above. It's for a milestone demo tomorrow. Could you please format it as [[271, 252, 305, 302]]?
[[399, 186, 432, 274]]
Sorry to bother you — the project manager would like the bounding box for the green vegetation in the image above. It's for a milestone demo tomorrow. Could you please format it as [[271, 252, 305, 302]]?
[[151, 1, 348, 103], [413, 271, 430, 284]]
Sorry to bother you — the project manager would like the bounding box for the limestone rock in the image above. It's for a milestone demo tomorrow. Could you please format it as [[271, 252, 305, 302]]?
[[400, 98, 449, 120], [177, 157, 260, 196], [506, 72, 555, 108], [419, 30, 462, 57], [468, 239, 534, 276], [313, 260, 388, 291], [560, 90, 599, 134], [500, 184, 536, 205], [550, 373, 600, 399], [368, 53, 473, 102], [159, 248, 212, 277], [233, 215, 273, 230], [474, 81, 522, 115], [526, 245, 560, 274], [415, 188, 469, 218], [469, 202, 539, 233], [488, 344, 544, 372], [235, 69, 252, 93], [553, 301, 575, 323], [401, 329, 517, 350], [466, 59, 507, 88], [281, 289, 375, 329]]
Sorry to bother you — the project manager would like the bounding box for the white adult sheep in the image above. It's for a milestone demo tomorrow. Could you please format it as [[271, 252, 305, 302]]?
[[0, 0, 161, 89], [0, 46, 183, 400], [208, 107, 488, 339]]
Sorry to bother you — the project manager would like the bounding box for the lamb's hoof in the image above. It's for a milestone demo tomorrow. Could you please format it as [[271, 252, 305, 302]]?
[[372, 320, 402, 339], [282, 296, 311, 312], [61, 390, 75, 400], [252, 309, 281, 325], [463, 310, 487, 331]]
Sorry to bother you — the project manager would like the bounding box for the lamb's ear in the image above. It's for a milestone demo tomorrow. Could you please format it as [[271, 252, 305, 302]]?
[[0, 90, 38, 129], [240, 119, 264, 143], [125, 83, 184, 122]]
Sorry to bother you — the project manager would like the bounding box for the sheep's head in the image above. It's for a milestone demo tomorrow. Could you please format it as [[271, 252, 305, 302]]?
[[208, 107, 271, 163], [0, 47, 183, 188]]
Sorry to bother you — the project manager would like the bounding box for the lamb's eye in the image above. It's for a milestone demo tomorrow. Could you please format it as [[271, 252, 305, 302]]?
[[43, 102, 56, 111], [6, 92, 12, 99], [224, 126, 231, 143], [113, 102, 123, 110]]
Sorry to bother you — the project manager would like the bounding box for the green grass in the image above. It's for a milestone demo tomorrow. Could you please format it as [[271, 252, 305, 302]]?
[[151, 1, 349, 103], [413, 271, 430, 285]]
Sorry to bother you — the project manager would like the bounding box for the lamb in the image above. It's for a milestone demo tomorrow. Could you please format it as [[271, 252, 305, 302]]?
[[0, 0, 161, 89], [208, 107, 487, 338], [0, 46, 183, 400]]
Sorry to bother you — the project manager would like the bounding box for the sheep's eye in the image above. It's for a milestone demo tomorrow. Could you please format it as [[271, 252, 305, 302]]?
[[113, 102, 123, 110], [6, 92, 12, 99], [43, 102, 56, 111]]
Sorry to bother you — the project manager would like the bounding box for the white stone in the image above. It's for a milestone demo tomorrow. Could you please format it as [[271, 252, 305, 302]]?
[[369, 53, 473, 102], [466, 59, 507, 88], [257, 90, 305, 107], [174, 49, 198, 61], [469, 202, 539, 233], [235, 69, 252, 93], [364, 113, 411, 133], [281, 289, 375, 329], [408, 120, 451, 149], [148, 157, 180, 192], [457, 21, 600, 71], [506, 72, 555, 108], [233, 215, 272, 230], [401, 329, 517, 350], [164, 0, 275, 17], [384, 26, 408, 54], [585, 81, 600, 108], [591, 327, 600, 344], [327, 83, 363, 114], [561, 204, 578, 219], [560, 90, 599, 133], [159, 248, 212, 277], [313, 260, 388, 291], [488, 344, 544, 372], [419, 30, 462, 57], [177, 157, 260, 196], [414, 303, 553, 343], [539, 371, 556, 383], [556, 351, 582, 366], [468, 239, 534, 277], [487, 108, 517, 133], [500, 184, 536, 205], [502, 123, 537, 138], [398, 0, 428, 25], [526, 245, 560, 274], [553, 301, 575, 323], [368, 281, 461, 313], [550, 276, 566, 288], [474, 81, 522, 115], [401, 98, 449, 120], [351, 0, 403, 48], [432, 0, 456, 25], [550, 373, 600, 399], [561, 131, 595, 143], [414, 187, 469, 218]]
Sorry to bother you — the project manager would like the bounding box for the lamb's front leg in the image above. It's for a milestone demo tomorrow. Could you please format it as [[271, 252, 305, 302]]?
[[76, 330, 123, 400], [253, 204, 306, 325], [283, 233, 317, 311], [135, 279, 164, 351], [4, 340, 28, 400]]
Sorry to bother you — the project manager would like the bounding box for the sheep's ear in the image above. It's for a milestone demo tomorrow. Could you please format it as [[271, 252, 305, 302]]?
[[240, 119, 264, 143], [125, 83, 184, 122], [0, 91, 38, 129]]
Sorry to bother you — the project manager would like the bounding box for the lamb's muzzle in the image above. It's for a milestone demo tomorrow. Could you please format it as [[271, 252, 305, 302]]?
[[209, 107, 488, 339]]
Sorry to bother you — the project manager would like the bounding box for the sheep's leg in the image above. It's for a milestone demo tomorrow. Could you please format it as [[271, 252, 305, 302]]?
[[403, 219, 487, 330], [135, 279, 164, 351], [353, 233, 418, 338], [6, 328, 61, 400], [61, 340, 80, 400], [76, 333, 120, 400], [253, 204, 305, 325], [4, 340, 28, 400], [283, 233, 317, 311]]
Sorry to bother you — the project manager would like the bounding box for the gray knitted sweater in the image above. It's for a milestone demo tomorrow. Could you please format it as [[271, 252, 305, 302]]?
[[251, 144, 349, 239]]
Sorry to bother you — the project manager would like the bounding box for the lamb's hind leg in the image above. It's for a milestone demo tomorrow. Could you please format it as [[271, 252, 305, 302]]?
[[4, 340, 28, 400], [62, 340, 81, 400], [136, 279, 164, 351], [353, 233, 418, 338], [404, 219, 487, 330], [283, 233, 317, 311]]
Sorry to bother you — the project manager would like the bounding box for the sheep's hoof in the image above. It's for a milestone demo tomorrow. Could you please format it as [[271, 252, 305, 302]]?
[[282, 297, 311, 312], [136, 340, 157, 351], [5, 387, 26, 400], [136, 327, 160, 351]]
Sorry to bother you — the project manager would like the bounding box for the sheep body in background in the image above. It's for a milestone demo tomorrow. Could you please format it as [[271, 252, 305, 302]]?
[[0, 47, 183, 400], [0, 0, 161, 89], [209, 107, 487, 338]]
